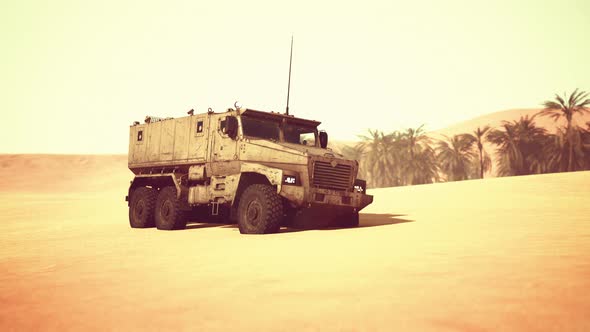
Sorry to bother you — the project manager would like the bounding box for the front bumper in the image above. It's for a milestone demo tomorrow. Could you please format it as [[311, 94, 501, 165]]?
[[280, 185, 373, 212]]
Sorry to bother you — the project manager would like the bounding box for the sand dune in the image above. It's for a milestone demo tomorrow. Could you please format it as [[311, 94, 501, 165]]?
[[0, 154, 129, 193], [1, 154, 589, 331], [430, 108, 590, 138]]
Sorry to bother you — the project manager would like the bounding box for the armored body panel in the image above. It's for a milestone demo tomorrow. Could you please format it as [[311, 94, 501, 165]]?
[[129, 113, 217, 170]]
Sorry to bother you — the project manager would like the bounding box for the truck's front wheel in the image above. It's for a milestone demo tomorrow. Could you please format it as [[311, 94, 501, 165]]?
[[129, 187, 157, 228], [237, 184, 283, 234], [155, 187, 187, 230]]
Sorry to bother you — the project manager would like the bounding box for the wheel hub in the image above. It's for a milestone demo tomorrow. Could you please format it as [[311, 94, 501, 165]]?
[[161, 201, 172, 219], [246, 200, 262, 225], [135, 201, 145, 218]]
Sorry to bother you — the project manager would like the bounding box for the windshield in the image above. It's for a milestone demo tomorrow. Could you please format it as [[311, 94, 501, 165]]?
[[241, 116, 318, 146], [283, 123, 317, 146], [241, 116, 281, 140]]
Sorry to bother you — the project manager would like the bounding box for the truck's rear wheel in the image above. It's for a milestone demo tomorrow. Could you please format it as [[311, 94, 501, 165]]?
[[155, 187, 187, 230], [337, 212, 359, 228], [129, 187, 157, 228], [237, 184, 283, 234]]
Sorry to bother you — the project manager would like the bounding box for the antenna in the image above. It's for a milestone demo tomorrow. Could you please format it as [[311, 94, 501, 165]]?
[[285, 35, 293, 115]]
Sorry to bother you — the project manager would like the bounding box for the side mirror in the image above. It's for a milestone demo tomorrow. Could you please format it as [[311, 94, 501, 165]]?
[[319, 130, 328, 148], [227, 116, 239, 140]]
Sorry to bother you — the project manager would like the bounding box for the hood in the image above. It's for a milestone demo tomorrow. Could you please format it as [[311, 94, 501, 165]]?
[[244, 139, 345, 158], [277, 142, 345, 158]]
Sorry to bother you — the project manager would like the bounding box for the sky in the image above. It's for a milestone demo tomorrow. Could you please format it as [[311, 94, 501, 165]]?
[[1, 0, 589, 153]]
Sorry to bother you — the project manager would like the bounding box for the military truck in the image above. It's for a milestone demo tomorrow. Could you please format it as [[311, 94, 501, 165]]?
[[125, 104, 373, 234]]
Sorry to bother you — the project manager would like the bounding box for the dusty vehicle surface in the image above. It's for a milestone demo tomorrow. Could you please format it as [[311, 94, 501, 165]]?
[[125, 104, 373, 234]]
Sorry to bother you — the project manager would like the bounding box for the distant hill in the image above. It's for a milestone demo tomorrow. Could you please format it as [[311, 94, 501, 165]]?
[[0, 154, 130, 193], [428, 108, 590, 138]]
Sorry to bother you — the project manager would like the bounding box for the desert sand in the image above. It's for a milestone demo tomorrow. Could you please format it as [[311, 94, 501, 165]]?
[[1, 154, 589, 331]]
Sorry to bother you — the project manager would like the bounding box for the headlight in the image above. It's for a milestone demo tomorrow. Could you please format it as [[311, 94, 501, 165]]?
[[353, 179, 366, 193]]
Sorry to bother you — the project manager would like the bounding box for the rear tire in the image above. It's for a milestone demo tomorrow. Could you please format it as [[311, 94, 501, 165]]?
[[237, 184, 283, 234], [155, 187, 187, 230], [129, 187, 157, 228]]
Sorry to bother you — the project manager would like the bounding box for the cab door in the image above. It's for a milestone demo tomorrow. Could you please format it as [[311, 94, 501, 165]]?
[[210, 114, 238, 162]]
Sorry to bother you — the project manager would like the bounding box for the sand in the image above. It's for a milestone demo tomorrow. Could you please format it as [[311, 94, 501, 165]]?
[[1, 155, 589, 331]]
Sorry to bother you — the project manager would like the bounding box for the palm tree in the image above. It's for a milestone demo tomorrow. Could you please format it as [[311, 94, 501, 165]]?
[[357, 130, 383, 188], [341, 143, 365, 162], [358, 129, 398, 188], [539, 89, 590, 171], [515, 114, 548, 172], [582, 125, 590, 169], [404, 125, 426, 161], [355, 126, 440, 187], [536, 126, 590, 173], [488, 115, 547, 176], [436, 134, 477, 181], [400, 125, 439, 185], [564, 126, 590, 171], [341, 143, 368, 182], [488, 123, 521, 176], [536, 131, 566, 174], [388, 131, 407, 186], [466, 126, 492, 179], [408, 140, 439, 185]]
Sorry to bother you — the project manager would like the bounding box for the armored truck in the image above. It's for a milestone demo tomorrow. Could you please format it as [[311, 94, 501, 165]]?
[[125, 104, 373, 234]]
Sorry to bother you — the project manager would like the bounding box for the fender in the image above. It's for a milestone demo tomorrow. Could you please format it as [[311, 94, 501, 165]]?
[[239, 163, 283, 193], [126, 173, 183, 205]]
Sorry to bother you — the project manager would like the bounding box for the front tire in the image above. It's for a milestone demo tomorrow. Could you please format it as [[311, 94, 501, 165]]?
[[129, 187, 157, 228], [155, 187, 187, 230], [237, 184, 283, 234]]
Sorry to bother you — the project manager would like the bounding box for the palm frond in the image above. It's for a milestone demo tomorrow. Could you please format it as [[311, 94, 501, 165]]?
[[568, 88, 580, 108], [578, 98, 590, 108], [542, 101, 562, 110], [475, 125, 491, 137], [556, 93, 567, 110]]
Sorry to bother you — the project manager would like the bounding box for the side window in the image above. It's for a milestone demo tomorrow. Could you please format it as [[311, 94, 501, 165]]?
[[195, 118, 206, 137], [137, 130, 143, 141], [219, 118, 227, 135], [301, 133, 315, 146]]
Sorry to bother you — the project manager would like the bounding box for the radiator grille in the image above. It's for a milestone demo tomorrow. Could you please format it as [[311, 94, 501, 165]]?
[[312, 161, 352, 191]]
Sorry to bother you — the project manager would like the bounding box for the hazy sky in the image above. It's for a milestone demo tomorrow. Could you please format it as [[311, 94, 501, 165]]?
[[1, 0, 589, 153]]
